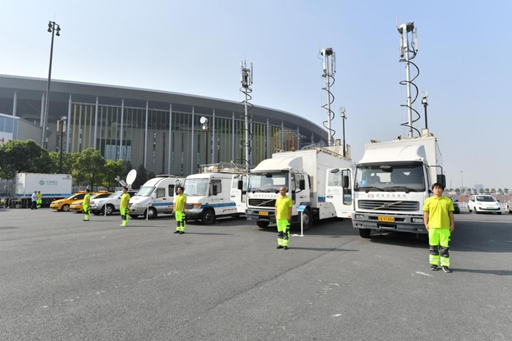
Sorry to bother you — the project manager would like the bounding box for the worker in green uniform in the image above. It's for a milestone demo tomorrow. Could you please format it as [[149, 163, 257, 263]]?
[[275, 186, 293, 250], [83, 189, 91, 221], [173, 186, 187, 234], [423, 182, 455, 273], [36, 191, 43, 209], [120, 186, 130, 227]]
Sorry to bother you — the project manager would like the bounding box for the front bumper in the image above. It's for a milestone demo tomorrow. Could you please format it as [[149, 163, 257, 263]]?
[[352, 212, 427, 234], [246, 208, 276, 223]]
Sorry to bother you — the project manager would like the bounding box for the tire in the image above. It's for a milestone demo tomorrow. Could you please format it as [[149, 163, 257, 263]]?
[[105, 204, 114, 215], [202, 209, 216, 225], [359, 229, 371, 238], [257, 221, 270, 228], [144, 207, 157, 219], [62, 204, 70, 212], [129, 214, 138, 219], [497, 212, 502, 215], [301, 208, 312, 231]]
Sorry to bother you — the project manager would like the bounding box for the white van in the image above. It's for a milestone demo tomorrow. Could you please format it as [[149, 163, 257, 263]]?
[[184, 165, 246, 225], [129, 176, 184, 219]]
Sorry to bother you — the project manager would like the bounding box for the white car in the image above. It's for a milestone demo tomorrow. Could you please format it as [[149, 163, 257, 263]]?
[[468, 195, 502, 215], [507, 201, 512, 214], [90, 190, 137, 215]]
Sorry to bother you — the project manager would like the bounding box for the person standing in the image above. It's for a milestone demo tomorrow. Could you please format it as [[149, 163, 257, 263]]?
[[83, 189, 91, 222], [120, 187, 130, 227], [173, 186, 187, 234], [423, 182, 455, 273], [31, 191, 37, 210], [36, 191, 43, 209], [275, 186, 293, 250]]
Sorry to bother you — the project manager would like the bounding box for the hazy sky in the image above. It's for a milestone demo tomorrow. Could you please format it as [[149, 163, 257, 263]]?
[[1, 1, 510, 189]]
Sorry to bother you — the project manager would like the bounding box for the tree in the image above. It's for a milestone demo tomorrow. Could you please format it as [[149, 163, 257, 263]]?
[[505, 188, 509, 194], [497, 188, 503, 194], [73, 148, 106, 189], [0, 140, 56, 179], [103, 159, 126, 190], [455, 188, 460, 195], [479, 188, 484, 194]]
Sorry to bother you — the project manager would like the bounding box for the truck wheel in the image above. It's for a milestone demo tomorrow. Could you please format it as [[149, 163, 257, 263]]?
[[301, 209, 312, 231], [257, 221, 270, 228], [106, 204, 114, 215], [202, 209, 216, 225], [359, 229, 371, 238], [62, 204, 70, 212]]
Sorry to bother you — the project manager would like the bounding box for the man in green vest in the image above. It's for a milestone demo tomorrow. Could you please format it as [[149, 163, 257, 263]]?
[[173, 186, 187, 234], [275, 186, 293, 250], [120, 187, 130, 227], [36, 191, 43, 209], [83, 189, 91, 222]]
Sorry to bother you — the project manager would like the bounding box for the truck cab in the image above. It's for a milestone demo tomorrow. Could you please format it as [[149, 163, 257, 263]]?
[[129, 176, 184, 219], [352, 136, 445, 238]]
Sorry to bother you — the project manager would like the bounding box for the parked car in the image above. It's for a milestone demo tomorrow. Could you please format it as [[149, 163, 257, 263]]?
[[50, 192, 87, 212], [468, 195, 502, 215], [450, 197, 460, 214], [507, 201, 512, 214], [69, 191, 111, 213], [90, 190, 137, 215]]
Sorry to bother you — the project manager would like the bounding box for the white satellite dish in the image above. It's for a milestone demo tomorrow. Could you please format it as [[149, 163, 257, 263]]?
[[126, 169, 137, 188]]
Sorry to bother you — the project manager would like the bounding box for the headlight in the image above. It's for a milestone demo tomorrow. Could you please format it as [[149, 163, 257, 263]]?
[[411, 217, 424, 223], [354, 214, 365, 219]]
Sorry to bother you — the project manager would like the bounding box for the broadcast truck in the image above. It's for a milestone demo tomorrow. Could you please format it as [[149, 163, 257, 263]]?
[[244, 147, 353, 230], [184, 163, 247, 225], [14, 173, 72, 208], [351, 135, 445, 239]]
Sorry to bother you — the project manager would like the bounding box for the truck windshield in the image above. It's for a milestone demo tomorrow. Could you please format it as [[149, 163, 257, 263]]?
[[184, 178, 209, 196], [248, 173, 288, 193], [136, 186, 155, 197], [354, 163, 425, 192]]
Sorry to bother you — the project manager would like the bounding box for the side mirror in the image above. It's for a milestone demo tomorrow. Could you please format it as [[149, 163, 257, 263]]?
[[212, 185, 218, 196], [299, 179, 305, 190], [342, 175, 349, 188], [437, 174, 446, 188], [237, 180, 243, 190]]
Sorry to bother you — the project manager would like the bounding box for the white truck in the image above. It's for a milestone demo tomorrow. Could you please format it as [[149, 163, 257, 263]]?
[[351, 135, 445, 238], [128, 175, 184, 219], [244, 147, 353, 230], [184, 163, 247, 225], [14, 173, 72, 207]]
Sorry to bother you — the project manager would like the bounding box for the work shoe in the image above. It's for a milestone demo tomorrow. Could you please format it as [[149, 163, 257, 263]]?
[[179, 231, 185, 234], [442, 266, 452, 273], [276, 245, 284, 249], [283, 246, 289, 250], [174, 231, 180, 234], [430, 264, 439, 271]]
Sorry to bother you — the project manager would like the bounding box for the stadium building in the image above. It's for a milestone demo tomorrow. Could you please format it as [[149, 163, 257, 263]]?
[[0, 74, 328, 176]]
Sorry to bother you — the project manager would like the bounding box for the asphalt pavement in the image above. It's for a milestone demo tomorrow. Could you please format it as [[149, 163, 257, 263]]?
[[0, 208, 511, 341]]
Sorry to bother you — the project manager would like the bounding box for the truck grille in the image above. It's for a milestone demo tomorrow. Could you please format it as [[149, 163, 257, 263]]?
[[358, 200, 419, 212], [248, 198, 276, 208]]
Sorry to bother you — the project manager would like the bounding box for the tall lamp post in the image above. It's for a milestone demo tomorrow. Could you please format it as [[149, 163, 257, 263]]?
[[200, 116, 209, 165], [41, 21, 61, 149], [57, 116, 67, 173], [339, 106, 347, 157]]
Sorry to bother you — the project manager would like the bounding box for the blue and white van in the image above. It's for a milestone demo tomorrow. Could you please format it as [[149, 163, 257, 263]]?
[[129, 176, 184, 219]]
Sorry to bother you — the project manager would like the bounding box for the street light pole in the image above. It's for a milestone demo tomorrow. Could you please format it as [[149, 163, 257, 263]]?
[[58, 116, 67, 173], [41, 21, 61, 149], [200, 116, 209, 166], [339, 107, 347, 157]]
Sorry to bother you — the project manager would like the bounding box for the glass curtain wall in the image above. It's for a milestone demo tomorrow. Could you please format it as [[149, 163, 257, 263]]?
[[67, 102, 289, 176]]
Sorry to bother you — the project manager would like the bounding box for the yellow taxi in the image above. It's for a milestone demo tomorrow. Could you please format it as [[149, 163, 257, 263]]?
[[50, 192, 88, 212], [69, 191, 111, 213]]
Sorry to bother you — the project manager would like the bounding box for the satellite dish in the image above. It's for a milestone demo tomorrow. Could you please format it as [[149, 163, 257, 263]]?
[[200, 116, 208, 124], [126, 169, 137, 187]]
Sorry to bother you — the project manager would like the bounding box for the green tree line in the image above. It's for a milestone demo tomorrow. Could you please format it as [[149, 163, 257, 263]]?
[[0, 140, 154, 190]]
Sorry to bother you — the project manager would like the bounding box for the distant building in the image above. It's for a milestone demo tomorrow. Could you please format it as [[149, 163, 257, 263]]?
[[0, 74, 328, 176]]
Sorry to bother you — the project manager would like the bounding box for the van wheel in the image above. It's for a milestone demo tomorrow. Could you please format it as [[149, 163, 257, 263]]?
[[257, 221, 270, 228], [129, 215, 138, 219], [202, 209, 216, 225], [359, 229, 371, 238], [144, 208, 157, 219]]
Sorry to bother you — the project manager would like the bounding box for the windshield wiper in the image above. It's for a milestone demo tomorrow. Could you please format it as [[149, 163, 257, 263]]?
[[360, 186, 385, 193], [385, 186, 418, 193]]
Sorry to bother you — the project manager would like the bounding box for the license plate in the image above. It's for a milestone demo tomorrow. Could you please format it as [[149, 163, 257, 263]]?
[[378, 216, 395, 222], [259, 211, 269, 216]]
